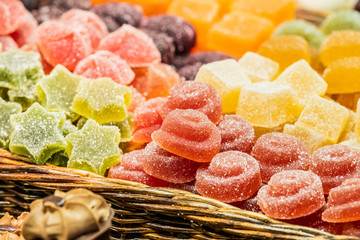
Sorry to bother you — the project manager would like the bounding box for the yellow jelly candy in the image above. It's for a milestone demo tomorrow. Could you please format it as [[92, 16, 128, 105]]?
[[238, 52, 279, 83], [258, 35, 311, 72], [339, 110, 356, 142], [323, 57, 360, 94], [195, 59, 251, 113], [207, 12, 274, 58], [355, 99, 360, 143], [273, 59, 327, 107], [295, 96, 349, 143], [236, 81, 301, 128], [320, 31, 360, 67]]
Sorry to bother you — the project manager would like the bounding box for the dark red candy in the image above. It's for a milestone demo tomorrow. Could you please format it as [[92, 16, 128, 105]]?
[[177, 62, 202, 80], [142, 29, 175, 64], [183, 51, 234, 66]]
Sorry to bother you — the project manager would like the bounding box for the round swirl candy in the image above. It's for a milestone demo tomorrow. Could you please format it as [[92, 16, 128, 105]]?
[[257, 170, 325, 219], [195, 151, 261, 203]]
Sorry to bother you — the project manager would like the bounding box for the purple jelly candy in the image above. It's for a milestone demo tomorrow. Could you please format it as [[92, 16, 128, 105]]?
[[142, 29, 175, 64], [177, 62, 202, 80], [184, 51, 234, 66]]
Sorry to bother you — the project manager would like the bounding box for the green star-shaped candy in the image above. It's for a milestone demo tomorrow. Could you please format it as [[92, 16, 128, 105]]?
[[62, 119, 78, 136], [65, 119, 121, 175], [36, 65, 82, 120], [72, 78, 132, 124], [0, 97, 22, 148], [105, 112, 134, 142], [8, 84, 37, 110], [9, 102, 66, 164]]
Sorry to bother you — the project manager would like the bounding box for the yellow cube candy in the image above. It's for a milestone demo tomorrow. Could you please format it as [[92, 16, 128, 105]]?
[[339, 110, 356, 142], [238, 52, 279, 83], [295, 96, 349, 143], [273, 60, 327, 106], [236, 81, 302, 128], [195, 59, 251, 113], [355, 99, 360, 143]]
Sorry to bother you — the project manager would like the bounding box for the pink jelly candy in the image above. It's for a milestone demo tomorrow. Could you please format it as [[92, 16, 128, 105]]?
[[98, 24, 161, 67], [195, 151, 261, 203], [251, 133, 311, 183], [10, 11, 37, 47], [61, 9, 108, 50], [218, 115, 255, 154], [143, 141, 201, 183], [127, 86, 146, 113], [152, 109, 221, 162], [132, 97, 166, 143], [159, 81, 223, 124], [36, 20, 92, 71], [131, 63, 180, 99], [74, 50, 135, 85], [322, 178, 360, 223], [0, 0, 27, 35], [310, 144, 360, 194], [108, 149, 168, 187], [0, 35, 18, 51], [257, 170, 325, 219]]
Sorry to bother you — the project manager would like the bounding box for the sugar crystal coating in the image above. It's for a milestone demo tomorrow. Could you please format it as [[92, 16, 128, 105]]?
[[8, 84, 37, 110], [141, 29, 175, 64], [0, 35, 18, 52], [9, 102, 66, 165], [127, 86, 145, 113], [310, 144, 360, 194], [10, 11, 38, 48], [177, 63, 202, 81], [257, 170, 325, 219], [0, 0, 27, 35], [0, 97, 22, 148], [321, 10, 360, 35], [105, 112, 134, 143], [195, 151, 261, 203], [143, 141, 200, 183]]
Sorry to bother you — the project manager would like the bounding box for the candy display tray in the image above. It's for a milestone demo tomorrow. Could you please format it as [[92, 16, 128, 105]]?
[[0, 148, 358, 240]]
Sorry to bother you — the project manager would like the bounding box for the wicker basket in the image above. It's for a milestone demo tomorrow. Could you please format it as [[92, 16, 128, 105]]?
[[0, 148, 358, 240]]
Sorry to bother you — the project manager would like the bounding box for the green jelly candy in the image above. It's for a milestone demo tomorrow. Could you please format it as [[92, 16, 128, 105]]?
[[274, 20, 324, 49], [65, 119, 121, 175], [48, 150, 68, 167], [0, 49, 44, 90], [62, 119, 78, 136], [105, 112, 134, 142], [72, 78, 132, 124], [9, 102, 66, 164], [76, 117, 88, 129], [0, 97, 22, 148], [321, 10, 360, 35], [8, 84, 37, 110], [36, 65, 82, 120]]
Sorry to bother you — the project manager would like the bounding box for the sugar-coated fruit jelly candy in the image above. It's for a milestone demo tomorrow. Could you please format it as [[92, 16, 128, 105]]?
[[236, 81, 301, 128], [251, 132, 311, 183], [342, 221, 360, 237], [195, 59, 251, 113], [10, 11, 38, 48], [31, 5, 65, 24], [20, 0, 40, 11], [184, 51, 234, 66], [257, 170, 325, 219], [0, 0, 27, 35], [310, 144, 360, 194], [320, 30, 360, 67], [177, 63, 202, 81], [74, 50, 135, 85], [322, 178, 360, 223], [132, 97, 166, 143], [105, 112, 134, 143], [108, 149, 168, 187], [60, 9, 108, 50], [159, 81, 223, 124], [195, 151, 261, 203], [232, 194, 262, 213], [295, 96, 349, 143], [258, 35, 311, 72], [237, 52, 279, 83], [45, 0, 92, 11], [152, 109, 221, 163], [9, 103, 66, 165], [321, 10, 360, 36], [131, 63, 180, 99], [0, 36, 18, 52], [127, 86, 145, 113], [142, 29, 175, 64], [0, 97, 22, 148], [36, 20, 92, 71], [72, 78, 131, 125], [143, 141, 200, 183], [218, 115, 255, 153], [8, 84, 37, 110], [168, 181, 198, 194], [208, 12, 274, 58], [98, 24, 161, 68]]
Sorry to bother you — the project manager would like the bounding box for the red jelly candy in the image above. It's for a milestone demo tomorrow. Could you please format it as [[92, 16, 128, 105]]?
[[159, 81, 223, 124], [143, 141, 200, 184], [152, 109, 221, 162], [108, 149, 168, 187], [342, 221, 360, 237], [0, 35, 18, 52], [231, 194, 262, 213], [127, 86, 146, 113], [0, 0, 27, 35], [257, 170, 325, 219], [168, 181, 198, 194], [195, 151, 261, 203], [98, 24, 161, 67], [10, 11, 37, 47], [218, 115, 255, 153], [132, 97, 166, 143], [310, 144, 360, 194], [74, 50, 135, 85], [322, 178, 360, 223], [61, 9, 108, 50], [251, 132, 311, 183], [36, 20, 92, 71]]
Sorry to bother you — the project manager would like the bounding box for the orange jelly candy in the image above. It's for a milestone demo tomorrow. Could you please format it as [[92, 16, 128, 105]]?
[[207, 12, 274, 58]]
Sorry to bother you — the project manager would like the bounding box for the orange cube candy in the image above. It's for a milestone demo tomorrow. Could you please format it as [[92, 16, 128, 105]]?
[[207, 12, 274, 58], [216, 0, 235, 16], [258, 35, 311, 72], [230, 0, 295, 25]]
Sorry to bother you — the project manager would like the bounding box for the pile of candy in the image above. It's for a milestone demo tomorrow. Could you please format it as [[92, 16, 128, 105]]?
[[3, 0, 360, 238]]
